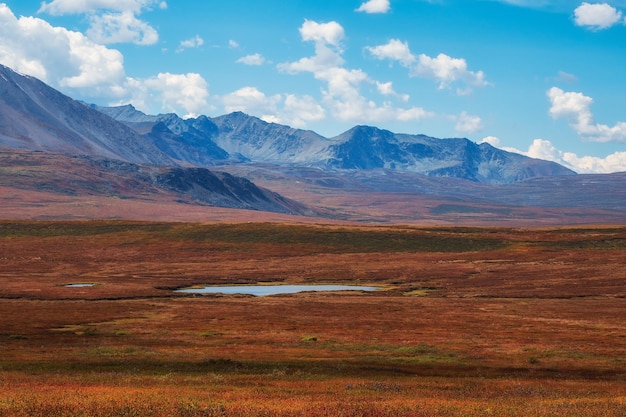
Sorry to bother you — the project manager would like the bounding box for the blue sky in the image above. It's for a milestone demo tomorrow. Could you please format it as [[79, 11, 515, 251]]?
[[1, 0, 625, 173]]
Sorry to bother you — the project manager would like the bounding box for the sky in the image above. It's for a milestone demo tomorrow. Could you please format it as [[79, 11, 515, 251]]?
[[0, 0, 625, 174]]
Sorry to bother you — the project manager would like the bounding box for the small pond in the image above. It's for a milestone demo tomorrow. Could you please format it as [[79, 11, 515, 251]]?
[[174, 284, 379, 296]]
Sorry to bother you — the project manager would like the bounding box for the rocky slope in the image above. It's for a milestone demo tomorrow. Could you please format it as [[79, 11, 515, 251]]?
[[0, 65, 173, 165]]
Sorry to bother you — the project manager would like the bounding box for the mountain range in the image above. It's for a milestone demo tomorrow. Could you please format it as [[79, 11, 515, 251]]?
[[0, 63, 624, 225], [94, 104, 575, 185]]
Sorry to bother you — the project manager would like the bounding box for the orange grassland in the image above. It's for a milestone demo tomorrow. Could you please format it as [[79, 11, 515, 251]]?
[[0, 221, 625, 416]]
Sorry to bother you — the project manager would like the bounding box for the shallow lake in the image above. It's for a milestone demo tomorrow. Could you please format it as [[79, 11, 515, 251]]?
[[174, 284, 379, 296]]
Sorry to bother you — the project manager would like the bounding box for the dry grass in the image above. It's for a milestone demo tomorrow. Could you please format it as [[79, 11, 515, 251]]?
[[1, 221, 625, 415]]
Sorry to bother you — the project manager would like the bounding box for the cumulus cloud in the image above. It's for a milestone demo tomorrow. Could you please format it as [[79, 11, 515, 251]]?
[[367, 39, 415, 66], [574, 2, 624, 30], [138, 72, 209, 118], [547, 87, 626, 142], [221, 87, 325, 128], [39, 0, 165, 45], [299, 19, 345, 47], [417, 53, 489, 93], [523, 139, 626, 173], [87, 11, 158, 45], [453, 111, 483, 134], [277, 20, 432, 125], [177, 35, 204, 52], [0, 4, 208, 118], [0, 4, 125, 93], [366, 39, 489, 94], [356, 0, 391, 14], [280, 94, 327, 126], [222, 86, 279, 115], [376, 81, 409, 102], [481, 136, 626, 173], [236, 53, 266, 66], [559, 150, 626, 173], [479, 136, 502, 147]]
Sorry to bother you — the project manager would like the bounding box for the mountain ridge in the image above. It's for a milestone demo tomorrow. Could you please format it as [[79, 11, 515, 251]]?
[[95, 103, 575, 184]]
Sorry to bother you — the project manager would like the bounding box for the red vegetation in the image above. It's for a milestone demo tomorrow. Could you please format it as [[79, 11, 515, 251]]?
[[1, 221, 625, 415]]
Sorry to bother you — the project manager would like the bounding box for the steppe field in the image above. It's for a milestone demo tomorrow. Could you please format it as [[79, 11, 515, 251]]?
[[1, 220, 625, 416]]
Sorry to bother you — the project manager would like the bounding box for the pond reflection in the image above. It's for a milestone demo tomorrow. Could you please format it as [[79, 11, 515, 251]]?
[[174, 284, 379, 296]]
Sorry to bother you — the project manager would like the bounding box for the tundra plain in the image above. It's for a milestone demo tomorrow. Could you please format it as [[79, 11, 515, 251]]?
[[0, 221, 625, 416]]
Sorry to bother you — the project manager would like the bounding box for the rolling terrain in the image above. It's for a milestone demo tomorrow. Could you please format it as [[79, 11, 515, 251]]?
[[0, 149, 311, 218], [1, 221, 625, 416], [2, 148, 624, 225]]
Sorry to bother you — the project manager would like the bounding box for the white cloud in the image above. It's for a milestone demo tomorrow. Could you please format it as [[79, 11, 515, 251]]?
[[560, 150, 626, 173], [278, 21, 433, 125], [555, 70, 578, 83], [454, 111, 483, 134], [222, 86, 280, 115], [236, 53, 266, 66], [87, 11, 158, 45], [177, 35, 204, 52], [0, 4, 208, 118], [39, 0, 166, 15], [318, 66, 432, 123], [221, 86, 326, 128], [366, 39, 489, 94], [299, 20, 345, 47], [0, 4, 125, 94], [39, 0, 164, 45], [482, 136, 626, 173], [574, 2, 623, 30], [547, 87, 626, 142], [395, 107, 434, 122], [136, 72, 209, 118], [490, 0, 549, 6], [415, 53, 489, 92], [376, 81, 409, 102], [376, 81, 394, 96], [278, 42, 345, 74], [366, 39, 415, 66], [228, 40, 239, 49], [479, 136, 502, 147], [277, 94, 327, 127], [278, 21, 345, 75], [356, 0, 391, 14], [220, 87, 325, 128], [524, 139, 626, 173], [525, 138, 562, 161]]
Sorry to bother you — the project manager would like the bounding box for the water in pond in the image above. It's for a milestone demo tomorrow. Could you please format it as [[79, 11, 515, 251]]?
[[65, 283, 95, 288], [174, 284, 379, 296]]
